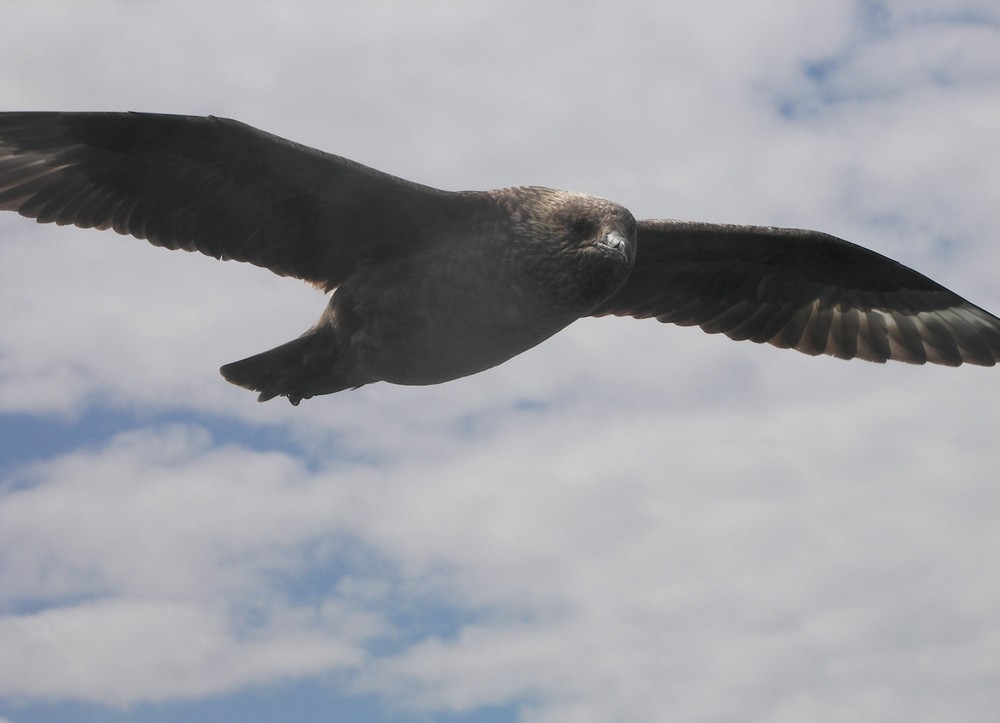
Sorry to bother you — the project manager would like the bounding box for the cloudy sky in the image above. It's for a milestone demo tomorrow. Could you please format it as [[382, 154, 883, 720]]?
[[1, 1, 999, 721]]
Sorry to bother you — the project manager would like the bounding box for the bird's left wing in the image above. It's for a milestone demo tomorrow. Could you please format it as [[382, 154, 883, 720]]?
[[591, 219, 1000, 366], [0, 112, 469, 290]]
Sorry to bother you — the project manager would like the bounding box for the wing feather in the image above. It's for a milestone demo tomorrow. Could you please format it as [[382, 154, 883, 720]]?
[[592, 220, 1000, 366], [0, 111, 473, 290]]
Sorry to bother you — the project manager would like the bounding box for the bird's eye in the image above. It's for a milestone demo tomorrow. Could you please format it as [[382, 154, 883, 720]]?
[[568, 218, 597, 240]]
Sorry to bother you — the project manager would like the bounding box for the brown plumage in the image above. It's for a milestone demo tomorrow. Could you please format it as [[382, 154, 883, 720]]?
[[1, 112, 998, 404]]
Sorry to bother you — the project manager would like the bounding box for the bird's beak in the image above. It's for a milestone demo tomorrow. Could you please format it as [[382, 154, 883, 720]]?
[[600, 230, 629, 260]]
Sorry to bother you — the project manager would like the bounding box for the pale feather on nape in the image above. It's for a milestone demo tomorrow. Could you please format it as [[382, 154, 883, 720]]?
[[592, 220, 1000, 366]]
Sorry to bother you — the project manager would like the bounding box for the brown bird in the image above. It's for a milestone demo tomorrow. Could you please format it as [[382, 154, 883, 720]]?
[[1, 112, 998, 404]]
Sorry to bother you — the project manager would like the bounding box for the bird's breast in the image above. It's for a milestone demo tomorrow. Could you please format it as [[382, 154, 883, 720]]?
[[327, 250, 580, 386]]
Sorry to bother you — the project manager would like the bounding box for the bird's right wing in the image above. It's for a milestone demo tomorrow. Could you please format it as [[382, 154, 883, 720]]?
[[591, 220, 1000, 366], [0, 112, 470, 290]]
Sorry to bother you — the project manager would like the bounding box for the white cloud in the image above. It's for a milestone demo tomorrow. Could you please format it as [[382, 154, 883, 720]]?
[[0, 596, 371, 703], [4, 365, 998, 717], [0, 426, 382, 703], [1, 1, 999, 722]]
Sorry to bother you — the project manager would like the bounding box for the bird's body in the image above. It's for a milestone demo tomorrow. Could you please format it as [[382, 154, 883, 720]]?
[[220, 186, 635, 402], [1, 111, 998, 404]]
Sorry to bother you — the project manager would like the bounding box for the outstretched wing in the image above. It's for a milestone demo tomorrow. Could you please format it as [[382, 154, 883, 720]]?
[[0, 112, 464, 290], [591, 220, 1000, 366]]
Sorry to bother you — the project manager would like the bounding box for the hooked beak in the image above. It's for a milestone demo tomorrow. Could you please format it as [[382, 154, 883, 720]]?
[[598, 230, 629, 261]]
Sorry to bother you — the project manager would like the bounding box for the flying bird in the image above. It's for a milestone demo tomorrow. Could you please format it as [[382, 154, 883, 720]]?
[[1, 112, 999, 405]]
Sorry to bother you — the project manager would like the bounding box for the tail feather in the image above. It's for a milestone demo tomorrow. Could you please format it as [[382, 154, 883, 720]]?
[[220, 329, 355, 404]]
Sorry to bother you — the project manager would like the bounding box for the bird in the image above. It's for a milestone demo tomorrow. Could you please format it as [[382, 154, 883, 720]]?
[[1, 112, 999, 405]]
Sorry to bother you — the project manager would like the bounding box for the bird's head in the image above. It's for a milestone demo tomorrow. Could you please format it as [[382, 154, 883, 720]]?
[[497, 187, 637, 314]]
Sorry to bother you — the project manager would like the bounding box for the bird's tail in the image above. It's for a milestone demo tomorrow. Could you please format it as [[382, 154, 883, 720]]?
[[219, 329, 358, 405]]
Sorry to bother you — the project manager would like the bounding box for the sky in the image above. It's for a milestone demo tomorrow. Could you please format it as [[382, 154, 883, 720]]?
[[1, 1, 999, 721]]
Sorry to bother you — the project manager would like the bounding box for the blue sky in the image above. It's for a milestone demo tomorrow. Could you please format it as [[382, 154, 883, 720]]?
[[2, 1, 999, 721]]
